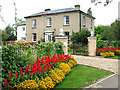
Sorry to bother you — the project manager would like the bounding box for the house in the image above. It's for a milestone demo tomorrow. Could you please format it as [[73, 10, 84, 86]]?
[[17, 22, 26, 41], [24, 5, 95, 42]]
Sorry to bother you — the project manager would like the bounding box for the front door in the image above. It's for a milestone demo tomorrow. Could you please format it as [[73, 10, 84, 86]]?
[[45, 33, 52, 42]]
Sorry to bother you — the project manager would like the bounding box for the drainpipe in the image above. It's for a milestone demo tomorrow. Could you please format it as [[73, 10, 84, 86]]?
[[80, 11, 81, 31]]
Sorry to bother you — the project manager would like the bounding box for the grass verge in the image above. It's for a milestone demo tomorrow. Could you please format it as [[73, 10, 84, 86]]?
[[105, 56, 120, 59], [55, 65, 111, 88]]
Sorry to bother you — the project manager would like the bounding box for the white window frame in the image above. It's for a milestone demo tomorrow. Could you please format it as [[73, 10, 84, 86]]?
[[32, 19, 36, 28], [47, 17, 51, 26], [64, 16, 69, 25], [83, 16, 85, 27], [32, 33, 36, 42]]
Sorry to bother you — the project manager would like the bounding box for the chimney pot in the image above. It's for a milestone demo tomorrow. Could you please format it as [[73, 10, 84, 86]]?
[[45, 9, 51, 11], [75, 5, 80, 10]]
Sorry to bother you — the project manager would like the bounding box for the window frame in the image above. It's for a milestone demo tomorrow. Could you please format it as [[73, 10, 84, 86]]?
[[22, 27, 25, 31], [64, 16, 69, 25], [32, 19, 36, 28], [83, 16, 86, 27], [47, 17, 52, 26], [32, 33, 37, 42]]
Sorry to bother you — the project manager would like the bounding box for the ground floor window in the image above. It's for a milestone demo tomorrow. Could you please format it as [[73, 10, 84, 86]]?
[[21, 37, 26, 40], [32, 33, 36, 42]]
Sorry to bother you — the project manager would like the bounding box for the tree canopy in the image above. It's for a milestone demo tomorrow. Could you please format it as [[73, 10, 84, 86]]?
[[87, 8, 92, 16]]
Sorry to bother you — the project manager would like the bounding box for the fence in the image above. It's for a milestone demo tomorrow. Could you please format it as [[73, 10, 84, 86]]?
[[68, 43, 88, 56]]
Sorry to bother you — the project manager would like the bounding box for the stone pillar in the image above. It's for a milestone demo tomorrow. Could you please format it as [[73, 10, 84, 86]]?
[[88, 36, 96, 56], [55, 35, 68, 55]]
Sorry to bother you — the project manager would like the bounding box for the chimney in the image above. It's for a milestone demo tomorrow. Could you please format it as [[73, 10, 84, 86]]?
[[75, 5, 80, 10], [45, 8, 51, 12]]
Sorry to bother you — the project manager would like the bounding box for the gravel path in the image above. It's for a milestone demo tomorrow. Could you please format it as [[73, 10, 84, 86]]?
[[72, 55, 118, 73]]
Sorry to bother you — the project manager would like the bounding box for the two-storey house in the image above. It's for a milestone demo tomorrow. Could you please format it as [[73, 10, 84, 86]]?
[[24, 5, 95, 42]]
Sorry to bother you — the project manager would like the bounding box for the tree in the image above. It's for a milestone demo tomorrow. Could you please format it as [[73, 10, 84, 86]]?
[[91, 0, 113, 6], [12, 18, 25, 37], [4, 25, 16, 41], [110, 20, 120, 41], [1, 31, 9, 41], [87, 8, 92, 16]]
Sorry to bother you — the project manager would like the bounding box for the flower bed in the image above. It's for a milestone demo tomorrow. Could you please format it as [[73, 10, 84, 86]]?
[[96, 47, 120, 57], [2, 54, 78, 89]]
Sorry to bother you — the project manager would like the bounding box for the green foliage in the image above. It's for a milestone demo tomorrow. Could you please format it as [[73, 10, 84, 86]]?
[[4, 25, 16, 41], [87, 7, 92, 16], [1, 31, 9, 41], [70, 28, 91, 45], [95, 19, 120, 41], [54, 41, 64, 55], [2, 44, 24, 82], [97, 40, 120, 49]]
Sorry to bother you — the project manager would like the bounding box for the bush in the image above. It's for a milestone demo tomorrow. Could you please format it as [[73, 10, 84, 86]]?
[[70, 28, 91, 45]]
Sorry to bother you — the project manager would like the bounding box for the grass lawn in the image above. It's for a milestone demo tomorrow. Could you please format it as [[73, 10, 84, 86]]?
[[105, 56, 120, 59], [55, 65, 111, 88]]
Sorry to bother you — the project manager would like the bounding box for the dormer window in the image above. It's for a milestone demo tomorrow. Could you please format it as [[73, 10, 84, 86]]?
[[32, 19, 36, 28], [64, 16, 69, 25]]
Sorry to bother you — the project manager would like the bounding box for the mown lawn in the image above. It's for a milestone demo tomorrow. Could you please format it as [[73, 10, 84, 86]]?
[[55, 65, 111, 88], [105, 56, 120, 59]]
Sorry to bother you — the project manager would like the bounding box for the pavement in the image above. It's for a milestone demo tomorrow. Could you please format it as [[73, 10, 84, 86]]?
[[86, 74, 119, 89]]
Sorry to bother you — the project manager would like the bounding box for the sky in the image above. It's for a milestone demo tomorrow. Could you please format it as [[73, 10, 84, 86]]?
[[0, 0, 119, 29]]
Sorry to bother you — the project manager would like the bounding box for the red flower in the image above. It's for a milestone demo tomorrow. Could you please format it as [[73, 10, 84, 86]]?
[[15, 72, 19, 79], [36, 57, 40, 63], [43, 65, 48, 73], [51, 63, 54, 68], [19, 67, 22, 76], [4, 78, 7, 87], [29, 74, 32, 77], [41, 57, 44, 65], [25, 65, 30, 74], [8, 71, 13, 79], [48, 64, 50, 70], [10, 86, 13, 90]]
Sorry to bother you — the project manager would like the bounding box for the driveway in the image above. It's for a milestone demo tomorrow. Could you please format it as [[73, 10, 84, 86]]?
[[72, 55, 118, 73]]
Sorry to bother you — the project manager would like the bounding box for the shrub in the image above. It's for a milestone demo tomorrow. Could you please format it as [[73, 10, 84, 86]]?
[[70, 28, 91, 45]]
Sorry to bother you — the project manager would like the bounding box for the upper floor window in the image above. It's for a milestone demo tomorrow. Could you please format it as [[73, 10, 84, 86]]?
[[47, 17, 51, 26], [64, 16, 69, 25], [83, 16, 85, 27], [22, 27, 25, 31], [32, 33, 36, 42], [32, 19, 36, 28], [91, 19, 93, 29]]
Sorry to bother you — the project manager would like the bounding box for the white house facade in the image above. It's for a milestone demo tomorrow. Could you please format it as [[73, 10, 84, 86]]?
[[17, 22, 26, 41]]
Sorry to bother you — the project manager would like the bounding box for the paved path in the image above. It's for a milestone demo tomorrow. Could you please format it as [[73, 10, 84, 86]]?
[[86, 74, 119, 88], [72, 55, 118, 73]]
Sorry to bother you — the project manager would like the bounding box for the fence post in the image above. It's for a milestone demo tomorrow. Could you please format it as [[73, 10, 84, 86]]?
[[55, 35, 68, 55]]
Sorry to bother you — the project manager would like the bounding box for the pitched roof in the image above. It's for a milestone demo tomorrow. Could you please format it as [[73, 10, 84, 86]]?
[[24, 8, 95, 19]]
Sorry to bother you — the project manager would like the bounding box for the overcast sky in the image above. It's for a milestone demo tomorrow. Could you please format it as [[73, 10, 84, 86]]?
[[0, 0, 119, 29]]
